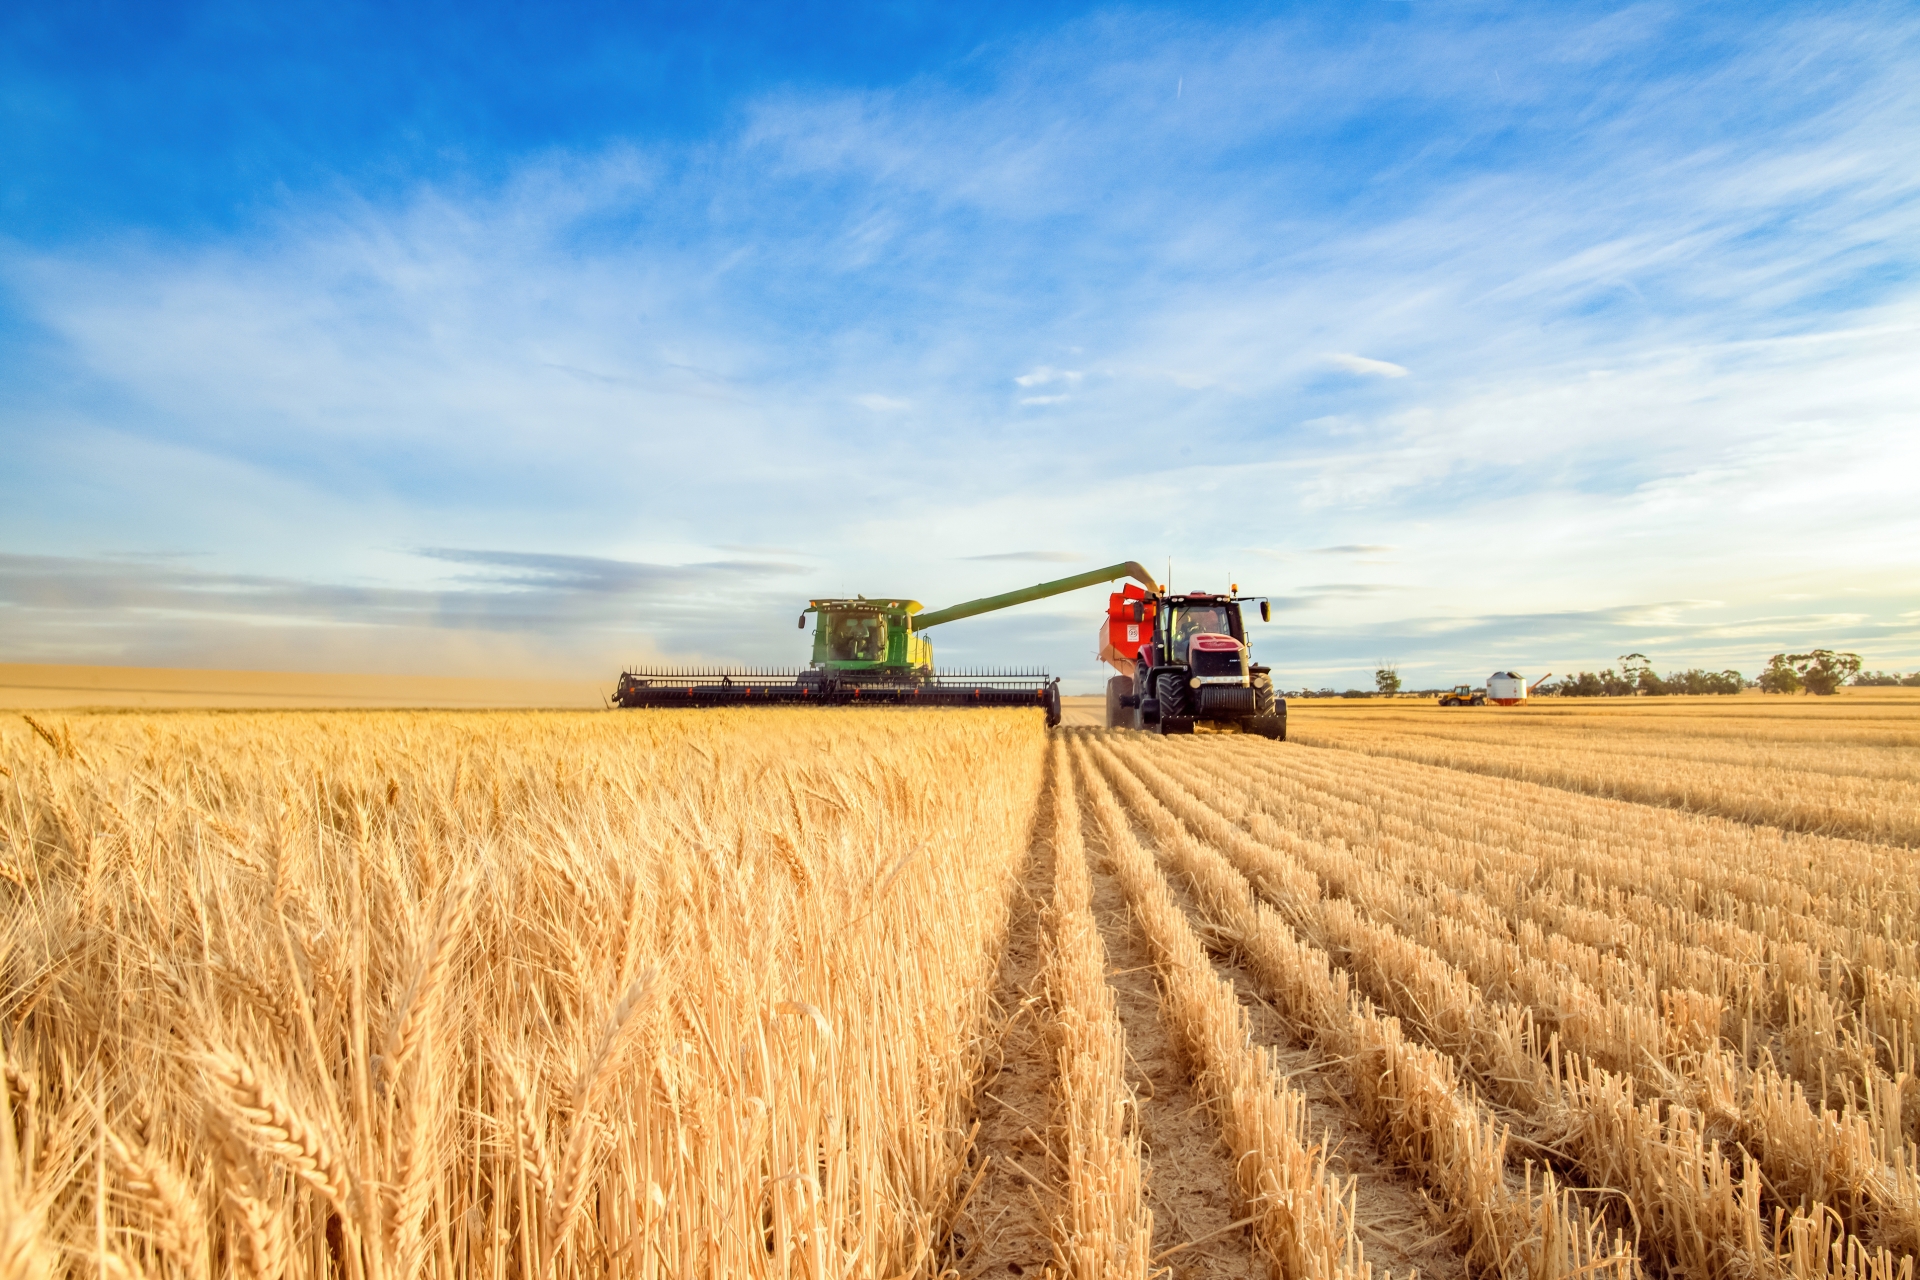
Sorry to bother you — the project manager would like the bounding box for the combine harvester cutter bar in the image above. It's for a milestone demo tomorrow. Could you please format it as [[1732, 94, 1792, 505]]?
[[613, 666, 1062, 720]]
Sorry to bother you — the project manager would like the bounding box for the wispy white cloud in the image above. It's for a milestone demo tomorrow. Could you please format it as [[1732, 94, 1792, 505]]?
[[1014, 366, 1082, 387], [963, 550, 1084, 563], [1324, 353, 1410, 378], [854, 393, 911, 411]]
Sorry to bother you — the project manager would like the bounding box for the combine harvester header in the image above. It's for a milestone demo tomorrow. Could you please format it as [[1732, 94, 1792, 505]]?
[[613, 561, 1160, 727]]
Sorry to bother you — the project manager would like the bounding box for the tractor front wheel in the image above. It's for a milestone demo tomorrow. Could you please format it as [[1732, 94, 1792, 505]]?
[[1154, 672, 1191, 734]]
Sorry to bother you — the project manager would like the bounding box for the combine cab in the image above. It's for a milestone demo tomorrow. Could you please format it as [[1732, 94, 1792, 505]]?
[[614, 562, 1161, 728], [1099, 582, 1285, 738]]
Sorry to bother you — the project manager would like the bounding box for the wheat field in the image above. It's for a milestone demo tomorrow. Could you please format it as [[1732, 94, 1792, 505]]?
[[2, 696, 1917, 1280]]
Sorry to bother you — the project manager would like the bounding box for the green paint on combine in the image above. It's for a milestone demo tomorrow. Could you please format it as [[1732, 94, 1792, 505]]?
[[614, 561, 1159, 725]]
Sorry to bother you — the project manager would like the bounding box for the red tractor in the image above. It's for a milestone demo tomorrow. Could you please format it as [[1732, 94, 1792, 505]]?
[[1099, 582, 1285, 738]]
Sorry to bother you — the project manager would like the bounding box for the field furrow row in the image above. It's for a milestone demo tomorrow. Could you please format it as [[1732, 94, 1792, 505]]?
[[1079, 731, 1920, 1276], [1163, 738, 1920, 1118], [1289, 719, 1920, 850], [1078, 736, 1637, 1280]]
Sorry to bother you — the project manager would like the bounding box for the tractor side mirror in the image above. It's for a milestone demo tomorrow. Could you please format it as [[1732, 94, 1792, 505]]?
[[1259, 600, 1271, 622], [797, 614, 807, 629]]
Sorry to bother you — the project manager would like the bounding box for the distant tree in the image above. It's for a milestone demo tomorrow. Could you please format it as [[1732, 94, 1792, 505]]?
[[1560, 672, 1605, 697], [1374, 663, 1402, 696], [1618, 653, 1666, 695], [1788, 650, 1862, 696], [1907, 673, 1920, 688], [1599, 668, 1637, 697], [1758, 654, 1803, 694]]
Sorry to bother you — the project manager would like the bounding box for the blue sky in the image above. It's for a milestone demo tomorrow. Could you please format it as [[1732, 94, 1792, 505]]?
[[4, 1, 1918, 693]]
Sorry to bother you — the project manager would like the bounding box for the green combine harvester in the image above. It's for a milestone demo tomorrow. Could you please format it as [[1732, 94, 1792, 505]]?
[[612, 561, 1159, 727]]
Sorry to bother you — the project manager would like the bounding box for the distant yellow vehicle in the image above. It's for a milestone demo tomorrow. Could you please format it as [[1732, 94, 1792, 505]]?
[[1438, 684, 1486, 706]]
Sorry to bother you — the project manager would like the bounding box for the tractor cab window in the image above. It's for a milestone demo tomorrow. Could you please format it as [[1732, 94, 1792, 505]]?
[[827, 614, 887, 661], [1168, 604, 1237, 650]]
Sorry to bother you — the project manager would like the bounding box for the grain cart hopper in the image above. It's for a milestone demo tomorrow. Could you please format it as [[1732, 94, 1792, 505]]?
[[1099, 581, 1286, 738], [1486, 672, 1552, 706], [613, 561, 1160, 727]]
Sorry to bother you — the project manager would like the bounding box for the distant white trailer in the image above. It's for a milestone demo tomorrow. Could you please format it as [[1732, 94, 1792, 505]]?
[[1486, 671, 1551, 706]]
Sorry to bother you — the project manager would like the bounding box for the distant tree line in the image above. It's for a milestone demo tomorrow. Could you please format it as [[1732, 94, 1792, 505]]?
[[1853, 670, 1920, 687], [1543, 653, 1745, 697], [1287, 648, 1917, 700], [1540, 649, 1917, 697]]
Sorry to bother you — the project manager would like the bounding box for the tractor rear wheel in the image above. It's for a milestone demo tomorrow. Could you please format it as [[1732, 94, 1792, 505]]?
[[1154, 672, 1190, 734], [1106, 675, 1134, 729]]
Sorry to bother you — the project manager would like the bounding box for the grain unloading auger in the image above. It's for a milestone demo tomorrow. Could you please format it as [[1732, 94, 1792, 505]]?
[[612, 561, 1161, 727]]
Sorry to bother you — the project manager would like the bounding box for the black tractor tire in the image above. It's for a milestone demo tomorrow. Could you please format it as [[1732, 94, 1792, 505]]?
[[1045, 680, 1063, 729], [1106, 675, 1135, 729], [1252, 674, 1277, 716], [1154, 671, 1191, 735]]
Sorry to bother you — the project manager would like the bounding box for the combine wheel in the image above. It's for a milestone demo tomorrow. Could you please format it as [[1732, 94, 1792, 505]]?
[[1105, 675, 1134, 729]]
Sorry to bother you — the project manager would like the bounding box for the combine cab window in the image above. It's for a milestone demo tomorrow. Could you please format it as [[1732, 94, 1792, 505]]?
[[827, 614, 888, 662], [1169, 605, 1236, 650]]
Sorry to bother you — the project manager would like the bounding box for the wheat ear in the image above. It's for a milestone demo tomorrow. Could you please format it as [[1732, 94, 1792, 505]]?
[[225, 1183, 289, 1280], [201, 1051, 353, 1216], [105, 1125, 205, 1273], [382, 872, 476, 1086], [495, 1050, 554, 1209], [547, 969, 660, 1252], [385, 1036, 439, 1280]]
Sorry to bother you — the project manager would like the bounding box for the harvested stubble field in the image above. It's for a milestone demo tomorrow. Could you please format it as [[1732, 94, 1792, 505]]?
[[1, 695, 1917, 1280]]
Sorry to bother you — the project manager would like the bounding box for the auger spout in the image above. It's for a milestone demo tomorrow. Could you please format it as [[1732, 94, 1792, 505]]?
[[913, 561, 1160, 631]]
